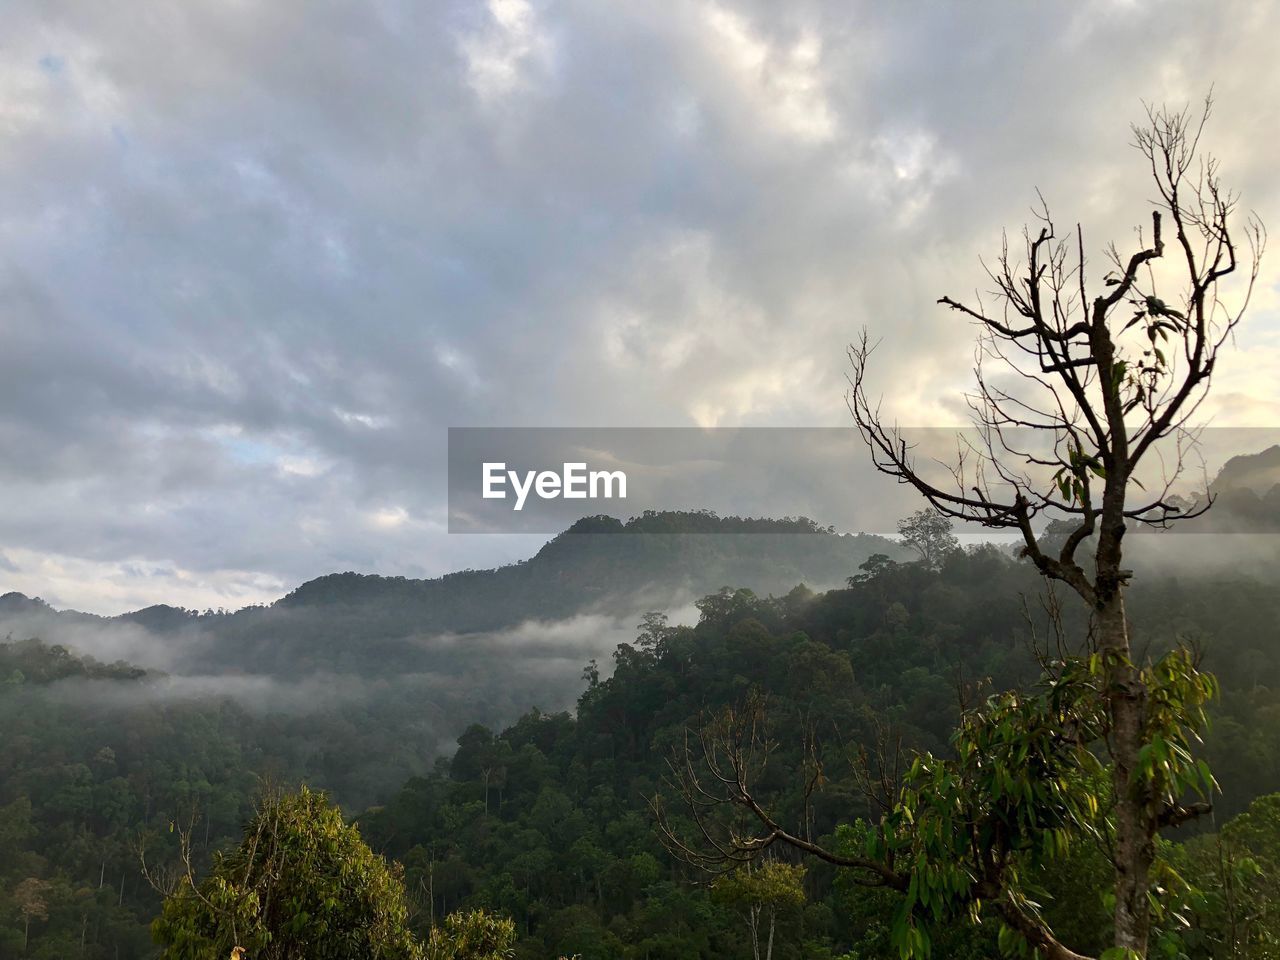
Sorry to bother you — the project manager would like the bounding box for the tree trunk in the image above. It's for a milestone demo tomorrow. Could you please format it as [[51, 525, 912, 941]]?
[[1098, 587, 1152, 955]]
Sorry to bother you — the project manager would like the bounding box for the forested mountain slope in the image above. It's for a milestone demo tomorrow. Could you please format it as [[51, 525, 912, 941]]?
[[360, 548, 1280, 958], [4, 543, 1280, 957]]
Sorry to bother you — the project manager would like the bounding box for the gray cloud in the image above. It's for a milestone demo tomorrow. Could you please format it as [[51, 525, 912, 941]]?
[[2, 0, 1279, 612]]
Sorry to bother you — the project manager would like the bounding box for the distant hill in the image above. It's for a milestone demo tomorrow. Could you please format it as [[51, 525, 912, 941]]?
[[1173, 445, 1280, 532], [1211, 444, 1280, 496], [0, 511, 904, 678], [0, 591, 57, 617]]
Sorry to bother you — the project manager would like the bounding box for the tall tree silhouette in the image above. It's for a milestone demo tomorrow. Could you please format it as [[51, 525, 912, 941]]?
[[662, 97, 1265, 960]]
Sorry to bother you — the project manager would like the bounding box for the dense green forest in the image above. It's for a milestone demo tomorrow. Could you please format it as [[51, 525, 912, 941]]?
[[4, 519, 1280, 957]]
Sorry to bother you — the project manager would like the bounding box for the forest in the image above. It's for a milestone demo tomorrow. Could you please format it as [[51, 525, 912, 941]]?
[[3, 521, 1280, 957]]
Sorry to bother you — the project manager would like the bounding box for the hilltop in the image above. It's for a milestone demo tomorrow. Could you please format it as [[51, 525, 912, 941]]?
[[0, 511, 901, 677]]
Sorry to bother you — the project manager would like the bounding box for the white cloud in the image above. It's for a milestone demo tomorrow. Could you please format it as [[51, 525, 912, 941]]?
[[459, 0, 553, 104], [0, 28, 122, 139], [701, 3, 836, 143], [367, 505, 410, 530], [0, 546, 284, 614]]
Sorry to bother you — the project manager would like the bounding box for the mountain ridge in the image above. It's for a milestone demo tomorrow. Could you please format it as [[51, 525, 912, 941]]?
[[3, 510, 891, 623], [0, 511, 905, 678]]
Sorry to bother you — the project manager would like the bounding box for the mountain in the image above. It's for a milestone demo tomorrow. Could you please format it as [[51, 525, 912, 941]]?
[[0, 590, 57, 616], [0, 511, 902, 678], [1172, 445, 1280, 533], [1211, 444, 1280, 496]]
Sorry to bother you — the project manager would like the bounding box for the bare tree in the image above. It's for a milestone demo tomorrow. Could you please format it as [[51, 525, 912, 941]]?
[[659, 98, 1263, 960], [847, 95, 1261, 956], [653, 694, 904, 889]]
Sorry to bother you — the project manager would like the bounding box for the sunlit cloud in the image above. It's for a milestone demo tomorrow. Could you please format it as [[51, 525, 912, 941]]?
[[702, 3, 836, 143], [459, 0, 553, 104]]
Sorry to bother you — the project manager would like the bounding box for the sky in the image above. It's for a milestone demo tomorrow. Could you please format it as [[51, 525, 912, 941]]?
[[2, 0, 1279, 614]]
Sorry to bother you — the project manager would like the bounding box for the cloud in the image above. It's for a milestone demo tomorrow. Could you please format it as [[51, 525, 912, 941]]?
[[459, 0, 554, 105], [700, 3, 836, 143], [1, 0, 1279, 612]]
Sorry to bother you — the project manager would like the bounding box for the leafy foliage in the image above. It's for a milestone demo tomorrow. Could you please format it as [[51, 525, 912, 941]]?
[[425, 909, 517, 960], [895, 510, 959, 570], [852, 647, 1218, 957], [151, 785, 420, 960]]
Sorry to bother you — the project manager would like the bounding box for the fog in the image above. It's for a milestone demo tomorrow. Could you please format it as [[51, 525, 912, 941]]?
[[0, 606, 188, 670], [0, 599, 704, 714]]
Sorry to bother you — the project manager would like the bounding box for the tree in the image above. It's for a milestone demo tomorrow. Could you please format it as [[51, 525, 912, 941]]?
[[896, 509, 959, 569], [424, 909, 516, 960], [1176, 793, 1280, 956], [13, 877, 50, 954], [149, 785, 421, 960], [848, 552, 896, 584], [845, 95, 1261, 958], [711, 860, 806, 960], [662, 97, 1264, 960]]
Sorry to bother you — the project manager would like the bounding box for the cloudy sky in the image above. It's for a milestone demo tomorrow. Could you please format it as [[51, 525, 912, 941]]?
[[2, 0, 1278, 614]]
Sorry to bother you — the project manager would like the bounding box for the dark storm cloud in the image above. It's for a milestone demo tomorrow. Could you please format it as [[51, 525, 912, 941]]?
[[1, 0, 1278, 612]]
